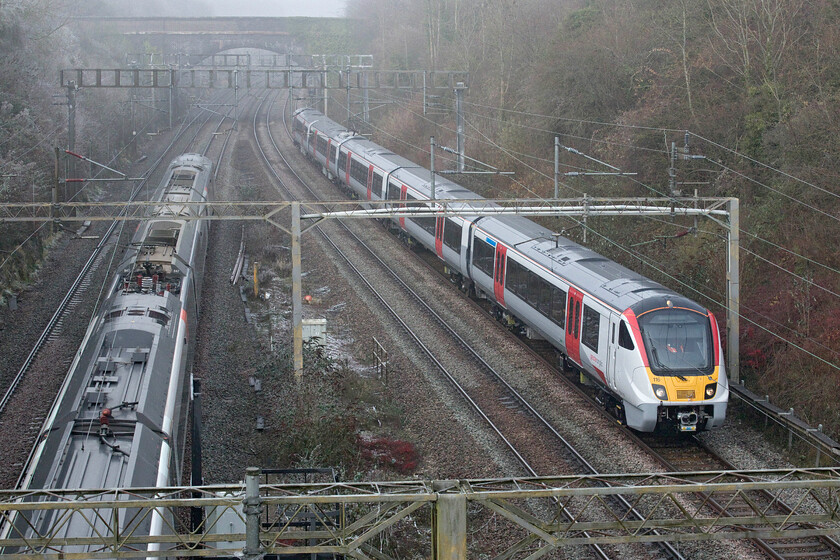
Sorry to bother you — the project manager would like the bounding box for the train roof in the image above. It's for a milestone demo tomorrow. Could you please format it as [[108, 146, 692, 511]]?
[[476, 214, 699, 313]]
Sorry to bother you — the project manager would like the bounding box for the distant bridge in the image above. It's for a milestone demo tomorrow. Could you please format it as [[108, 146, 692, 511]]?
[[69, 16, 355, 59]]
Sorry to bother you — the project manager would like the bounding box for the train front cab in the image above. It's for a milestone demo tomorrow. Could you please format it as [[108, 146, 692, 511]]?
[[619, 301, 728, 432]]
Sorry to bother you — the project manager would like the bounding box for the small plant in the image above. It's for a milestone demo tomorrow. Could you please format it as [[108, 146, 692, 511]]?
[[358, 435, 419, 474]]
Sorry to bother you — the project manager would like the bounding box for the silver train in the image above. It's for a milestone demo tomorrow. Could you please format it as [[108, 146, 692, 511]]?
[[3, 154, 212, 554], [293, 108, 728, 433]]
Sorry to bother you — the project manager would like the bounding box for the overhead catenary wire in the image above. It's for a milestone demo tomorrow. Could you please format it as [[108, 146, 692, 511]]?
[[689, 131, 840, 204], [362, 89, 637, 169], [0, 91, 205, 273], [611, 218, 840, 361], [576, 216, 840, 373], [396, 91, 840, 283], [340, 86, 840, 378], [341, 86, 840, 368], [364, 88, 840, 281]]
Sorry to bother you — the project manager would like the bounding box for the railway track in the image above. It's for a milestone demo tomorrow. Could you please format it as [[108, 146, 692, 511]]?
[[248, 91, 696, 560], [265, 96, 840, 559], [0, 89, 240, 488], [640, 434, 840, 560]]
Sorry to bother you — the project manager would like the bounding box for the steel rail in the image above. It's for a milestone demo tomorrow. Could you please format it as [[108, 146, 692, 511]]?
[[639, 434, 840, 560]]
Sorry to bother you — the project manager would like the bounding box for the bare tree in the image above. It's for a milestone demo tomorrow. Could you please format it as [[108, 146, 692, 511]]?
[[706, 0, 807, 109]]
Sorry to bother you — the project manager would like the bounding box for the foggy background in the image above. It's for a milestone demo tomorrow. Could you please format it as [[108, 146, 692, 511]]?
[[203, 0, 346, 17], [103, 0, 349, 17]]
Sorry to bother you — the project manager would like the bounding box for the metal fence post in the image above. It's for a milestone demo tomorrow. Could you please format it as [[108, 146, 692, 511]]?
[[433, 482, 465, 560], [244, 467, 262, 559]]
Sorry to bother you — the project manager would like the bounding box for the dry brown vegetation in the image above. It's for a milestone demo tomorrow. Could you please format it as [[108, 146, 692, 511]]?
[[345, 0, 840, 439]]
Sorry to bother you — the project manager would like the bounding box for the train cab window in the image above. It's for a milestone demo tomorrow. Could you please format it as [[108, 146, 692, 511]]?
[[472, 237, 495, 276], [637, 309, 713, 374], [442, 219, 462, 253], [581, 305, 601, 353], [330, 145, 337, 165], [618, 321, 635, 350], [338, 151, 348, 172], [373, 171, 384, 197]]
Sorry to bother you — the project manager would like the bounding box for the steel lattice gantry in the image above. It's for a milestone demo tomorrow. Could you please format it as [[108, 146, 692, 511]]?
[[58, 68, 470, 90], [0, 196, 733, 223], [0, 196, 742, 382], [0, 468, 838, 559]]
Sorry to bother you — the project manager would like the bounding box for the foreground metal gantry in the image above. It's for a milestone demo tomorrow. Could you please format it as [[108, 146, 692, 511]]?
[[0, 468, 837, 559]]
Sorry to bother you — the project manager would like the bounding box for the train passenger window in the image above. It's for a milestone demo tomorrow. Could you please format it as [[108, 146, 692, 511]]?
[[582, 305, 600, 352], [414, 215, 436, 235], [535, 277, 551, 315], [317, 136, 328, 156], [549, 286, 566, 328], [472, 237, 495, 276], [373, 171, 384, 197], [618, 321, 635, 350], [442, 219, 462, 253], [506, 259, 526, 297], [350, 159, 367, 184]]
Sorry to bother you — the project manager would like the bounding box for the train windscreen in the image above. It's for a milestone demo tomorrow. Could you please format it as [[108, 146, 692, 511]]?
[[637, 308, 713, 375]]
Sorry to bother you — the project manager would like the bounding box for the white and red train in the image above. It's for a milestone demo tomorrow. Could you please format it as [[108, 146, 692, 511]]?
[[293, 107, 728, 433]]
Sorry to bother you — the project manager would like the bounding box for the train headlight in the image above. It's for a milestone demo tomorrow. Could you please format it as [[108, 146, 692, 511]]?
[[705, 383, 717, 399], [652, 384, 668, 400]]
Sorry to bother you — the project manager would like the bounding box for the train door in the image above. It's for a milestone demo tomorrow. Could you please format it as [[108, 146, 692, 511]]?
[[607, 315, 620, 390], [326, 140, 332, 173], [493, 244, 507, 306], [399, 185, 407, 229], [345, 152, 352, 185], [434, 217, 444, 258], [566, 287, 583, 365], [366, 164, 374, 200]]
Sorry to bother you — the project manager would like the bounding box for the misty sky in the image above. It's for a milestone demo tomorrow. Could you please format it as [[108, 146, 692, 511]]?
[[203, 0, 347, 17]]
